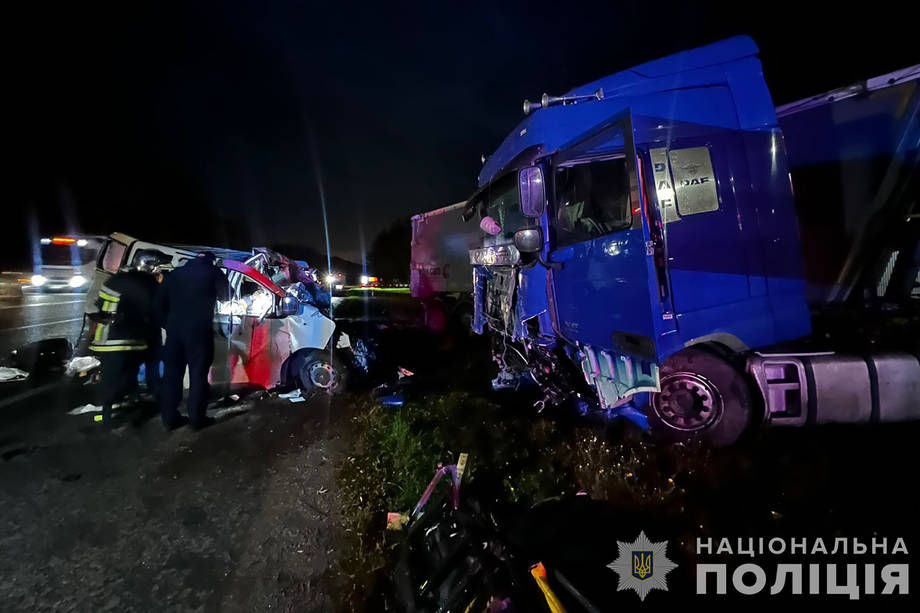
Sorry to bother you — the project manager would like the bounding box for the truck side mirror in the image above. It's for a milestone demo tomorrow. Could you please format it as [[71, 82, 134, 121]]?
[[519, 166, 546, 217], [513, 227, 544, 253]]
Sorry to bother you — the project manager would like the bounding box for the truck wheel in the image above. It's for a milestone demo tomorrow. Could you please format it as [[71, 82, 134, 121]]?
[[297, 349, 347, 396], [648, 347, 751, 447]]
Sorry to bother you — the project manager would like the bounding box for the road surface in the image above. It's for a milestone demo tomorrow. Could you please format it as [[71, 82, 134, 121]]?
[[0, 371, 352, 610], [0, 293, 85, 357]]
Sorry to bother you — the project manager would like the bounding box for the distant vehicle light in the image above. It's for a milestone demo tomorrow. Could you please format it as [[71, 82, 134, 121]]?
[[68, 275, 87, 288], [360, 275, 369, 285], [31, 274, 47, 287], [325, 274, 335, 284], [52, 237, 76, 245], [76, 239, 89, 247], [335, 284, 344, 290], [40, 238, 52, 245]]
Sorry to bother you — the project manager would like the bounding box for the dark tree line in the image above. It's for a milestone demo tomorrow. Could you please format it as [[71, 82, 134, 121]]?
[[368, 217, 412, 284]]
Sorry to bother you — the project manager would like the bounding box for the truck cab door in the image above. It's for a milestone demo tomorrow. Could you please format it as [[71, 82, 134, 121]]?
[[547, 114, 664, 406]]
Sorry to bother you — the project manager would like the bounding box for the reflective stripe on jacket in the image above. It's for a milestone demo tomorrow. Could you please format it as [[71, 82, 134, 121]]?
[[89, 281, 148, 352]]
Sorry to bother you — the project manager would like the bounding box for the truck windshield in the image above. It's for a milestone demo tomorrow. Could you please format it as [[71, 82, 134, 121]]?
[[483, 172, 528, 246], [39, 244, 96, 267]]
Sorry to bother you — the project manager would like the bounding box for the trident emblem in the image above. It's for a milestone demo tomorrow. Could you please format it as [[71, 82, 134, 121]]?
[[632, 551, 653, 580]]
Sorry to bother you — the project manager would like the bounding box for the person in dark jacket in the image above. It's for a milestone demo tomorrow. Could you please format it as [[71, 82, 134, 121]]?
[[90, 251, 164, 425], [156, 252, 229, 430]]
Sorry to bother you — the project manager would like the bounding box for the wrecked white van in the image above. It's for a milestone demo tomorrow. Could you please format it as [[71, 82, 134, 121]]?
[[80, 233, 354, 395], [214, 257, 349, 394]]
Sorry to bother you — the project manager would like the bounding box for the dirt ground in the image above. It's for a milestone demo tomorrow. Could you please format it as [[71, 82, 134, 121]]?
[[0, 383, 354, 612]]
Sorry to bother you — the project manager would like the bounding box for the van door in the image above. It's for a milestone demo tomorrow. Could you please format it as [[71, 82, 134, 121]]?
[[547, 115, 663, 404], [213, 261, 289, 389], [85, 237, 127, 314]]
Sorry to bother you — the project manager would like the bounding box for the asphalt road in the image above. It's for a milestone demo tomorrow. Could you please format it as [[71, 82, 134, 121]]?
[[0, 372, 352, 611], [0, 293, 86, 357]]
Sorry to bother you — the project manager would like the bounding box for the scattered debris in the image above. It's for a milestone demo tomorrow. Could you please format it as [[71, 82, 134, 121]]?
[[65, 355, 101, 376], [386, 512, 409, 531], [69, 403, 103, 415], [374, 366, 418, 406], [278, 389, 306, 403], [9, 338, 73, 375], [410, 452, 468, 517], [0, 366, 29, 382]]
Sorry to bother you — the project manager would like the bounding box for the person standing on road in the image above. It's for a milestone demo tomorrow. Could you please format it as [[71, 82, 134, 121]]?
[[156, 252, 229, 431], [89, 251, 164, 426]]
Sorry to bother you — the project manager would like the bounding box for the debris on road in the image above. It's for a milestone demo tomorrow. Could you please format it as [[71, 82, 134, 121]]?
[[65, 355, 101, 376], [278, 389, 306, 403], [0, 366, 29, 382], [9, 337, 73, 374], [68, 403, 103, 415]]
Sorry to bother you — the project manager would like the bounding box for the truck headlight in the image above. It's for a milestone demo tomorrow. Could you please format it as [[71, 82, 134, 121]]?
[[325, 274, 335, 284], [31, 274, 47, 287], [360, 275, 369, 285], [68, 275, 87, 288]]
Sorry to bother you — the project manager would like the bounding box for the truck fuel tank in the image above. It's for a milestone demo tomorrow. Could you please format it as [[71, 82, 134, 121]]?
[[747, 352, 920, 426]]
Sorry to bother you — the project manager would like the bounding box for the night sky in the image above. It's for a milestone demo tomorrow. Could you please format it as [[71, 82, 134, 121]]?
[[7, 0, 918, 266]]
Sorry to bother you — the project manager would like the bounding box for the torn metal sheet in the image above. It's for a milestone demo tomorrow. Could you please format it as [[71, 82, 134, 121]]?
[[0, 367, 29, 382], [65, 356, 101, 376]]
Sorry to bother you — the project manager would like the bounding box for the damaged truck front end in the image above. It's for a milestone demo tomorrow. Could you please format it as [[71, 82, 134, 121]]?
[[467, 114, 664, 424], [464, 37, 920, 447]]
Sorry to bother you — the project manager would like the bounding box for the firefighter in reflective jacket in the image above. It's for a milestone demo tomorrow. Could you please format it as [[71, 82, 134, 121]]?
[[89, 251, 163, 425]]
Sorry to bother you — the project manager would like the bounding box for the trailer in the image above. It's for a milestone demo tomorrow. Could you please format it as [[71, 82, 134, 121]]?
[[410, 202, 482, 332]]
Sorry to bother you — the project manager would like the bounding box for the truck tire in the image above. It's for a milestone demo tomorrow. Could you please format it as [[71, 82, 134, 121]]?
[[648, 347, 751, 447], [297, 349, 347, 397]]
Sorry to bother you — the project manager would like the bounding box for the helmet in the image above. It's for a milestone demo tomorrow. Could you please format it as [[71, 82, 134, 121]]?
[[134, 250, 168, 273]]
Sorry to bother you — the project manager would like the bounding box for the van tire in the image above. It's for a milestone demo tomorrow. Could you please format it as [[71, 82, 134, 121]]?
[[297, 349, 347, 396], [648, 347, 751, 447]]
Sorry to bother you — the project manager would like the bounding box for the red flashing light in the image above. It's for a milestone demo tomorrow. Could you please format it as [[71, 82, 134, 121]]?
[[52, 237, 76, 245]]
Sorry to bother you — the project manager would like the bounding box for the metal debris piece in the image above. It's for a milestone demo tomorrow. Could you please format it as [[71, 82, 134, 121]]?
[[0, 367, 29, 382], [65, 356, 101, 376]]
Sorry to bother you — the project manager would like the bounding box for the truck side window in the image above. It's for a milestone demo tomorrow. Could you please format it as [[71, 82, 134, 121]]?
[[554, 157, 630, 247], [482, 172, 528, 247]]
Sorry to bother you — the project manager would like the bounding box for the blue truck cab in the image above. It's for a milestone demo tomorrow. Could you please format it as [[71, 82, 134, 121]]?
[[464, 37, 919, 444]]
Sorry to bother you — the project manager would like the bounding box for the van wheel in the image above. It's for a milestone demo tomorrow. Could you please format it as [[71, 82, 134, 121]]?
[[297, 350, 347, 396], [648, 347, 751, 447]]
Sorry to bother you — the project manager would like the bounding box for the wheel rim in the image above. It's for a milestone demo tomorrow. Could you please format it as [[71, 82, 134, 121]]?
[[307, 360, 337, 390], [652, 372, 723, 432]]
